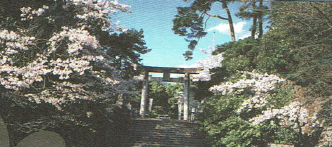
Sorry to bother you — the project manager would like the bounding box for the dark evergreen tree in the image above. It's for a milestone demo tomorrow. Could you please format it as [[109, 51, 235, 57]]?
[[172, 0, 236, 60], [236, 0, 268, 38], [100, 29, 151, 79]]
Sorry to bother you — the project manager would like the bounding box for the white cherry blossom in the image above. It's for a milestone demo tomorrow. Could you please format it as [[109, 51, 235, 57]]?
[[250, 102, 319, 135], [191, 46, 223, 81], [0, 0, 133, 109]]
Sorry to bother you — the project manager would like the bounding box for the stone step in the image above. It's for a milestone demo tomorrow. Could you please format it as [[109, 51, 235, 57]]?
[[121, 118, 205, 147]]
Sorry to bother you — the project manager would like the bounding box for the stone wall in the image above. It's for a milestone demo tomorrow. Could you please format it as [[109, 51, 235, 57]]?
[[0, 116, 10, 147], [0, 115, 65, 147]]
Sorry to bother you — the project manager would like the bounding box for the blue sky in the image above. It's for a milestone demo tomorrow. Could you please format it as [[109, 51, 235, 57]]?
[[114, 0, 266, 68]]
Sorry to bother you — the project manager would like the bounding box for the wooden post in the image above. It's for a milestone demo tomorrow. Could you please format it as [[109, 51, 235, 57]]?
[[139, 70, 149, 118], [178, 102, 182, 120], [183, 73, 190, 121], [148, 98, 153, 115], [178, 95, 183, 120]]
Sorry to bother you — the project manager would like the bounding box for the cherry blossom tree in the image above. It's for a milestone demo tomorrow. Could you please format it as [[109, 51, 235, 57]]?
[[191, 46, 223, 81], [207, 71, 321, 145], [0, 0, 132, 113], [0, 0, 144, 145]]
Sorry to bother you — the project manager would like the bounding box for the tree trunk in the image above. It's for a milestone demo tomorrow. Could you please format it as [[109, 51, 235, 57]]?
[[258, 0, 263, 38], [223, 2, 236, 41], [251, 0, 257, 37]]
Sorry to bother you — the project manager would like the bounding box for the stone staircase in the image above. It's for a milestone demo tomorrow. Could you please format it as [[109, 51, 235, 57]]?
[[121, 118, 206, 147]]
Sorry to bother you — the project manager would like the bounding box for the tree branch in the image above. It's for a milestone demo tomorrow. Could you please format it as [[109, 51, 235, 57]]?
[[204, 15, 210, 30], [204, 11, 228, 20]]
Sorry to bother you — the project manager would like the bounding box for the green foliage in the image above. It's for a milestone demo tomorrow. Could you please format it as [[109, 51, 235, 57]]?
[[173, 6, 206, 60], [266, 86, 293, 109], [166, 83, 184, 98], [199, 94, 249, 146], [236, 0, 268, 38], [200, 94, 244, 122], [198, 94, 273, 147], [148, 82, 169, 116], [318, 98, 332, 127], [214, 1, 332, 100], [166, 83, 184, 112], [141, 82, 184, 118], [263, 2, 332, 98], [172, 0, 235, 60], [198, 85, 304, 146], [101, 29, 151, 79], [214, 37, 260, 73], [259, 124, 298, 145], [199, 2, 331, 146], [220, 117, 260, 147]]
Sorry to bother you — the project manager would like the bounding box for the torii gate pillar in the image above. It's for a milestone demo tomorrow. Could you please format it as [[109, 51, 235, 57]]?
[[139, 70, 149, 118], [183, 73, 190, 121], [138, 66, 201, 119]]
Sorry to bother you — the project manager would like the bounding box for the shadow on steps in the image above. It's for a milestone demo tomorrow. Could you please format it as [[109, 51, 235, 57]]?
[[120, 118, 208, 147]]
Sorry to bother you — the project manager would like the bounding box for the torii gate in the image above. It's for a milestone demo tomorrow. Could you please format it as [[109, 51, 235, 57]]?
[[139, 66, 201, 121]]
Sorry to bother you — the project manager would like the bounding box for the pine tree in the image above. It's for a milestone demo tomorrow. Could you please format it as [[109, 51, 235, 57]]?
[[236, 0, 268, 38], [172, 0, 236, 60]]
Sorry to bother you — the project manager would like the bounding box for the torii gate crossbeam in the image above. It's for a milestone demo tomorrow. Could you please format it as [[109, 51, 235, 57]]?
[[139, 66, 201, 121]]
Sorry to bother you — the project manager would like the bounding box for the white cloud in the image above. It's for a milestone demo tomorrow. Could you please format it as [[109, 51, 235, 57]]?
[[208, 21, 257, 41], [208, 21, 246, 34], [238, 33, 260, 40], [238, 33, 251, 40], [208, 23, 229, 33]]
